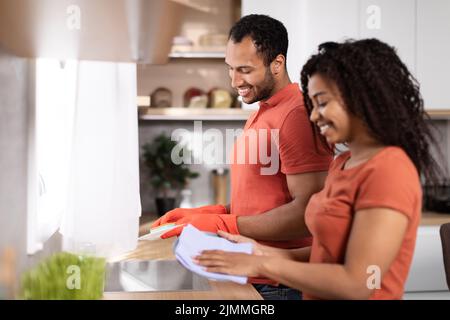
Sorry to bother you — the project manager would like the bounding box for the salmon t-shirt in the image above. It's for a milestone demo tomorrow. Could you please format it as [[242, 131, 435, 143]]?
[[230, 83, 333, 249], [304, 146, 422, 300]]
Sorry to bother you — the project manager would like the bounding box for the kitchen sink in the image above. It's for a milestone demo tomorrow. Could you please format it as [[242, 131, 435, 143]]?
[[104, 259, 211, 293]]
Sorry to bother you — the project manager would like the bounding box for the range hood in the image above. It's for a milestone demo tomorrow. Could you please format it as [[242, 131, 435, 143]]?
[[0, 0, 187, 64]]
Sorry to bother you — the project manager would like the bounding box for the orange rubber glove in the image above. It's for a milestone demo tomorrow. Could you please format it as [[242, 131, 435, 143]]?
[[160, 213, 239, 239], [151, 204, 227, 229]]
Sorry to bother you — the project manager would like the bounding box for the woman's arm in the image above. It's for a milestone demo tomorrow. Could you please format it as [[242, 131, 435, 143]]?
[[217, 230, 311, 262], [197, 207, 409, 299], [265, 246, 311, 262]]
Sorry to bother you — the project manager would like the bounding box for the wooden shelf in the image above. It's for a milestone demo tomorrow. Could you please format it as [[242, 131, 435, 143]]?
[[138, 107, 253, 121], [426, 109, 450, 119], [421, 211, 450, 226], [136, 97, 450, 121], [168, 51, 225, 59], [138, 108, 450, 121]]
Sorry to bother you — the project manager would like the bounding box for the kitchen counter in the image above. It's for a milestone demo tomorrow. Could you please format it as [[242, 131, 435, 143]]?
[[103, 210, 450, 300], [102, 219, 262, 300], [421, 211, 450, 226]]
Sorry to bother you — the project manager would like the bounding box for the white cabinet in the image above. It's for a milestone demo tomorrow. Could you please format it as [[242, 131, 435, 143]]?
[[242, 0, 359, 83], [359, 0, 416, 75], [242, 0, 450, 110], [404, 226, 448, 292], [416, 0, 450, 110], [295, 0, 360, 79], [242, 0, 304, 83]]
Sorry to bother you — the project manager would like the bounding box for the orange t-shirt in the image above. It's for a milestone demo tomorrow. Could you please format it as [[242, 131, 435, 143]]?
[[230, 83, 333, 249], [304, 146, 422, 300]]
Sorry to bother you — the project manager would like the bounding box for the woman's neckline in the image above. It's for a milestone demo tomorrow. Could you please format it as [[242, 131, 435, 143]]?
[[340, 146, 391, 172]]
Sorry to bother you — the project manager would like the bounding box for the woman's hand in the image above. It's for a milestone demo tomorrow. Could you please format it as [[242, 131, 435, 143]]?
[[217, 230, 266, 256], [193, 250, 269, 278], [218, 230, 291, 258], [192, 231, 271, 278]]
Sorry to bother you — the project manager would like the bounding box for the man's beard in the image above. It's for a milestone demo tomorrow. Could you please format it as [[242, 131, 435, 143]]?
[[247, 68, 276, 104]]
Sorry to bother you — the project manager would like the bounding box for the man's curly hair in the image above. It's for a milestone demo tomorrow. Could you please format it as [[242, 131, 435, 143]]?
[[229, 14, 288, 67], [301, 38, 443, 185]]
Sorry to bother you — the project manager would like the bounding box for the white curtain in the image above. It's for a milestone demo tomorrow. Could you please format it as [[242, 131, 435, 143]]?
[[29, 59, 78, 254], [30, 59, 141, 258]]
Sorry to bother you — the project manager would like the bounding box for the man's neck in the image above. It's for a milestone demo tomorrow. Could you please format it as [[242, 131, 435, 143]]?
[[270, 75, 292, 98]]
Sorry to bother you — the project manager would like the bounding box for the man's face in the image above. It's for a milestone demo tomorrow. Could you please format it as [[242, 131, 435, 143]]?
[[225, 36, 275, 104]]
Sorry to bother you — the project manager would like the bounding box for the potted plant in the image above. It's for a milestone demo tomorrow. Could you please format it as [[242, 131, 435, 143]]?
[[21, 252, 106, 300], [142, 133, 199, 216]]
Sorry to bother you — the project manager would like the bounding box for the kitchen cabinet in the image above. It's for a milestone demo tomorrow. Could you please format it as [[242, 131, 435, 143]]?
[[242, 0, 359, 82], [137, 0, 237, 113], [404, 225, 448, 293], [242, 0, 450, 110], [243, 0, 414, 80], [403, 212, 450, 296], [357, 0, 450, 110], [241, 0, 302, 81], [359, 0, 416, 75], [417, 0, 450, 110], [292, 0, 360, 77]]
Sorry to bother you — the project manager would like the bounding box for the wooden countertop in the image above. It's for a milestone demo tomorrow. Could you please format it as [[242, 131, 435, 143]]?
[[421, 211, 450, 226], [103, 215, 262, 300]]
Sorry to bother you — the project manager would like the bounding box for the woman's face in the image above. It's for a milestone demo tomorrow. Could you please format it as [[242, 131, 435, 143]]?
[[307, 74, 360, 144]]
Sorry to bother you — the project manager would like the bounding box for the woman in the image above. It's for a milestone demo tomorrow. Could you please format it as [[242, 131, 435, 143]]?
[[194, 39, 444, 299]]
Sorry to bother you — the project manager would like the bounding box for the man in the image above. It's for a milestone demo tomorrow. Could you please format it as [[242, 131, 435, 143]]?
[[152, 14, 333, 300]]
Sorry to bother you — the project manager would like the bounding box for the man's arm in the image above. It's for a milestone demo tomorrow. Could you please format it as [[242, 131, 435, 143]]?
[[236, 171, 327, 241]]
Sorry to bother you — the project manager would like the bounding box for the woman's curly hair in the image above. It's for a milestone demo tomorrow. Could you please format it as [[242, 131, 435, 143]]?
[[300, 38, 443, 185]]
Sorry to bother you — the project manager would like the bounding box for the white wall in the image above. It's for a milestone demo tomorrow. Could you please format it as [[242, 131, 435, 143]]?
[[0, 47, 63, 292], [0, 46, 32, 284]]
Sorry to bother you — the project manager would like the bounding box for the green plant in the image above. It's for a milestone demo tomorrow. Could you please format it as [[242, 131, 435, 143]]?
[[142, 133, 199, 198], [21, 252, 106, 300]]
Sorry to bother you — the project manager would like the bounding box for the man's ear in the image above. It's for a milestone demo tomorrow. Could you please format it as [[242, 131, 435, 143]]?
[[271, 54, 286, 75]]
